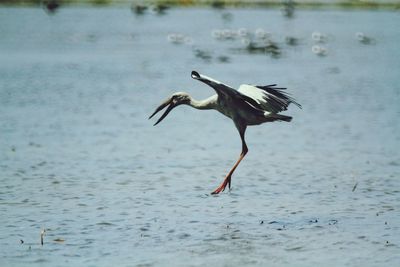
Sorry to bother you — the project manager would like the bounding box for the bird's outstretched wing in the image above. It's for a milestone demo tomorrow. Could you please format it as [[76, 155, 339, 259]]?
[[191, 71, 263, 112], [238, 84, 302, 113]]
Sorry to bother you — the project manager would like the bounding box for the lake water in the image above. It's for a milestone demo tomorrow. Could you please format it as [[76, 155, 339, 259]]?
[[0, 6, 399, 267]]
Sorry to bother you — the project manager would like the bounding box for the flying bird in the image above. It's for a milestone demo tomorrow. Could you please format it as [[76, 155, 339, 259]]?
[[149, 71, 301, 194]]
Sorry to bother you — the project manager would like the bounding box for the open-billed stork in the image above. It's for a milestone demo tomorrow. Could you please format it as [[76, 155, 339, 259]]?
[[149, 71, 301, 194]]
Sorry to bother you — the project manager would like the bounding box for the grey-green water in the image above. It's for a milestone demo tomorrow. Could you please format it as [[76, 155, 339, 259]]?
[[1, 6, 399, 267]]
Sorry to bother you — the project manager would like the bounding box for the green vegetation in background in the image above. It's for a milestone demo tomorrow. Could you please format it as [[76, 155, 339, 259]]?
[[0, 0, 399, 10]]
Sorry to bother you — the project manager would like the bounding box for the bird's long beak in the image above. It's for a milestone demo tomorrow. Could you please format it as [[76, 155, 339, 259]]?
[[148, 97, 176, 126]]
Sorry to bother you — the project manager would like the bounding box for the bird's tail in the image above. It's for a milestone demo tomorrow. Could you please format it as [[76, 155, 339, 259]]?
[[268, 114, 292, 122]]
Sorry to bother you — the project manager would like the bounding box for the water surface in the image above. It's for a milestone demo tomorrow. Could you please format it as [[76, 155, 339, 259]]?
[[0, 7, 399, 267]]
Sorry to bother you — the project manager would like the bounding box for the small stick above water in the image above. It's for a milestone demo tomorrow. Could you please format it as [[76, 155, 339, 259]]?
[[352, 182, 358, 192], [40, 229, 46, 246]]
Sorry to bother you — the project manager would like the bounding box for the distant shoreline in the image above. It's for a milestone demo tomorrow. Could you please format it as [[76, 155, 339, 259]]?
[[1, 0, 400, 10]]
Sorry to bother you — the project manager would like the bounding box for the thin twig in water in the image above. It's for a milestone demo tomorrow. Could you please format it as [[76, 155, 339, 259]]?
[[40, 229, 46, 246], [351, 172, 358, 192], [352, 182, 358, 192]]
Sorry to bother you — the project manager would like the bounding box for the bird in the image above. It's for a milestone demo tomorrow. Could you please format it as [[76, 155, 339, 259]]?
[[149, 71, 301, 194], [355, 32, 375, 45], [42, 0, 60, 14]]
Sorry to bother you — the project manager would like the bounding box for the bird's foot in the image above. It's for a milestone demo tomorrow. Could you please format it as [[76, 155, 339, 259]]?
[[211, 176, 231, 195]]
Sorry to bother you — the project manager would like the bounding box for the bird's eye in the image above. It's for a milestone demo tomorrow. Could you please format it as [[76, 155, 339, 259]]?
[[171, 95, 179, 103]]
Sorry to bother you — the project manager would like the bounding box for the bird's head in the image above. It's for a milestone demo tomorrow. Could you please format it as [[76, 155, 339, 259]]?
[[149, 92, 191, 126]]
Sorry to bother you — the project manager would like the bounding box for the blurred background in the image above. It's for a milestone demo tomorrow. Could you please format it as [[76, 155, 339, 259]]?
[[1, 1, 399, 267]]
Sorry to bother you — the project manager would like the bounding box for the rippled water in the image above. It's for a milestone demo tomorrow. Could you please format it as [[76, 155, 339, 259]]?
[[1, 6, 399, 267]]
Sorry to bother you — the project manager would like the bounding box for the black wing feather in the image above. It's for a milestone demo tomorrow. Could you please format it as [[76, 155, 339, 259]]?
[[213, 84, 267, 117], [193, 73, 266, 115], [192, 71, 301, 115], [256, 85, 302, 112]]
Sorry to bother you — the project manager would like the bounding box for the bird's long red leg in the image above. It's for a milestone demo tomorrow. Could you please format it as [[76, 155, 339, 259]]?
[[211, 149, 247, 194], [211, 124, 247, 195]]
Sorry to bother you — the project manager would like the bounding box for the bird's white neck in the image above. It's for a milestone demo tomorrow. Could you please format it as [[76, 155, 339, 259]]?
[[188, 95, 218, 110]]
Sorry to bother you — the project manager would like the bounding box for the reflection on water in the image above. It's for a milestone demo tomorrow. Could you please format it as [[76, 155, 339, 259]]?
[[0, 6, 399, 267]]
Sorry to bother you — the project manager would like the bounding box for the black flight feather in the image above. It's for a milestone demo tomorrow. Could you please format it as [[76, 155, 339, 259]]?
[[256, 85, 302, 112]]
